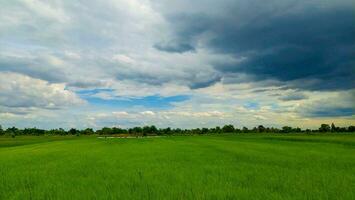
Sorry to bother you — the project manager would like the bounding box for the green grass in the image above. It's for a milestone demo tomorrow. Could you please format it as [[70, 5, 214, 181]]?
[[0, 134, 354, 200]]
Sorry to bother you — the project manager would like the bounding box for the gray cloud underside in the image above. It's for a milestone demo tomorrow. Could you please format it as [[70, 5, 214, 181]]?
[[154, 0, 355, 90]]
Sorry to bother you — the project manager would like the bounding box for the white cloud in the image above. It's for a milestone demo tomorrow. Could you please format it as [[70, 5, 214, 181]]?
[[112, 111, 130, 118], [64, 51, 81, 60], [140, 111, 155, 116], [0, 72, 84, 113], [112, 54, 136, 64], [21, 0, 70, 23]]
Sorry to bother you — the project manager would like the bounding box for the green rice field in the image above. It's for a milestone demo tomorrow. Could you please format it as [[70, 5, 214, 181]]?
[[0, 134, 354, 199]]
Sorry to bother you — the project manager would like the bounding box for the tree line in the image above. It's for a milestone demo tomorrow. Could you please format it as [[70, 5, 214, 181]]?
[[0, 123, 354, 137]]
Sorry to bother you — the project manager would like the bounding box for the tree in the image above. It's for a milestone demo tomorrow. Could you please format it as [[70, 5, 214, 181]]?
[[58, 128, 66, 135], [129, 127, 142, 135], [174, 128, 182, 134], [6, 127, 19, 136], [331, 123, 337, 132], [0, 123, 353, 136], [23, 128, 45, 135], [82, 128, 94, 135], [339, 127, 347, 132], [161, 127, 172, 136], [215, 126, 221, 134], [270, 127, 280, 133], [293, 127, 302, 133], [142, 126, 150, 134], [222, 124, 234, 133], [150, 125, 158, 135], [112, 127, 126, 134], [98, 127, 114, 135], [319, 124, 330, 132], [142, 125, 158, 135], [242, 127, 249, 133], [142, 126, 150, 135], [257, 125, 265, 133], [252, 127, 258, 132], [69, 128, 78, 135], [282, 126, 292, 133], [201, 128, 209, 134]]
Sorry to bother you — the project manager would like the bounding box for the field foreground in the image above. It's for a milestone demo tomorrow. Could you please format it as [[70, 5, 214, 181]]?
[[0, 134, 354, 200]]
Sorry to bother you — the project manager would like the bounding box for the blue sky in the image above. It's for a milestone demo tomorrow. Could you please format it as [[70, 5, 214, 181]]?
[[84, 94, 190, 109], [0, 0, 354, 129]]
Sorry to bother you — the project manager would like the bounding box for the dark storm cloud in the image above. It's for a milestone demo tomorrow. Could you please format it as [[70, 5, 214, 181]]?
[[188, 75, 221, 89], [156, 1, 355, 90], [303, 107, 354, 118], [213, 8, 355, 90], [153, 13, 211, 53], [154, 42, 195, 53], [279, 93, 308, 101]]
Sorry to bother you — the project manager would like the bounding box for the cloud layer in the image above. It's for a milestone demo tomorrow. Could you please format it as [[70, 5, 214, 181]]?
[[0, 72, 84, 113], [154, 0, 355, 90], [0, 0, 354, 129]]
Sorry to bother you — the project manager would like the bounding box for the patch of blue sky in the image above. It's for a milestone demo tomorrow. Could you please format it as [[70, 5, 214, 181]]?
[[270, 103, 279, 110], [243, 102, 260, 110], [76, 88, 115, 96], [82, 94, 190, 109]]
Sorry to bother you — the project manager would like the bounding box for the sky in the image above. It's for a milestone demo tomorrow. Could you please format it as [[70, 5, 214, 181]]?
[[0, 0, 354, 129]]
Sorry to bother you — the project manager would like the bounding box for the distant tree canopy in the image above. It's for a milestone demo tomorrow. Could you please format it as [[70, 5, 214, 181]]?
[[222, 124, 235, 133], [319, 124, 331, 132], [0, 123, 354, 136]]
